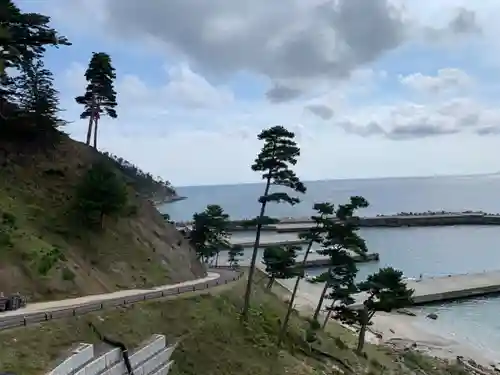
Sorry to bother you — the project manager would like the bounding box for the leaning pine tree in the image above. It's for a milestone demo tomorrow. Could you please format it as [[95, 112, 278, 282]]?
[[277, 202, 335, 345], [241, 125, 306, 321], [75, 52, 117, 149], [312, 196, 369, 322]]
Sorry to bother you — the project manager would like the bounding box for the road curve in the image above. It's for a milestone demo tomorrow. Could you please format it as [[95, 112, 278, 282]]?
[[0, 267, 243, 331]]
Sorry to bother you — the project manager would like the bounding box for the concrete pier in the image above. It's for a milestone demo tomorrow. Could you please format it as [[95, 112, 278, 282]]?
[[176, 212, 500, 232], [351, 270, 500, 309]]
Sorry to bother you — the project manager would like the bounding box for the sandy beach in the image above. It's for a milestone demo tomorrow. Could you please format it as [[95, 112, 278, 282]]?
[[275, 275, 497, 369]]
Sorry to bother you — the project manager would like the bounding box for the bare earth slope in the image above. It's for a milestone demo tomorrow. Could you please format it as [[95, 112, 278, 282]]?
[[0, 135, 204, 301]]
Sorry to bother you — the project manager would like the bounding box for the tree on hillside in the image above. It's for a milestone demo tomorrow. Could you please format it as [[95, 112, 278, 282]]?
[[311, 196, 369, 322], [76, 160, 128, 228], [1, 0, 69, 106], [242, 125, 306, 321], [336, 267, 414, 354], [277, 202, 335, 345], [102, 151, 177, 199], [190, 204, 231, 264], [262, 244, 300, 289], [75, 52, 117, 149], [228, 244, 244, 269], [12, 59, 63, 130]]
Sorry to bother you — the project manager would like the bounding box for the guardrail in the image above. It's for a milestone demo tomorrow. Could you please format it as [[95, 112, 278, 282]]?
[[0, 268, 244, 332]]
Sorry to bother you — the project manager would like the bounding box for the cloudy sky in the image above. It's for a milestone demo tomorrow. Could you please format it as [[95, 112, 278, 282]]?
[[17, 0, 500, 186]]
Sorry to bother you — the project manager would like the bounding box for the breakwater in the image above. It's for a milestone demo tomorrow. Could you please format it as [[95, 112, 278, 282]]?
[[350, 270, 500, 309], [174, 211, 500, 231]]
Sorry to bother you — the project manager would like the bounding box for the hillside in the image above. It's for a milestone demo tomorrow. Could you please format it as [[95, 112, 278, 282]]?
[[0, 134, 205, 301], [0, 274, 470, 375], [102, 152, 181, 203]]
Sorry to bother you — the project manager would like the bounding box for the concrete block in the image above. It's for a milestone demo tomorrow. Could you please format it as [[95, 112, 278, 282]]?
[[150, 361, 174, 375], [141, 346, 173, 375], [104, 348, 121, 368], [82, 355, 106, 375], [104, 361, 126, 375], [48, 343, 93, 375], [129, 335, 166, 368]]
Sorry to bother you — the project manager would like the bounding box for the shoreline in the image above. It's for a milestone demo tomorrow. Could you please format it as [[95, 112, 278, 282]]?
[[274, 275, 497, 370]]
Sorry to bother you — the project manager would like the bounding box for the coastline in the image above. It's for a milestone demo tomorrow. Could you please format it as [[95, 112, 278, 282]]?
[[274, 275, 497, 370]]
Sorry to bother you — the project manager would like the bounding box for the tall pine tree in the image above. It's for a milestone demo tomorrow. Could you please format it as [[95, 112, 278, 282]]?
[[13, 59, 62, 130], [241, 125, 306, 321], [0, 0, 69, 100], [75, 52, 117, 149]]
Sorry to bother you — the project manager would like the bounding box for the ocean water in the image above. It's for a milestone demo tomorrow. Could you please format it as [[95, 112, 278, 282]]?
[[159, 174, 500, 361]]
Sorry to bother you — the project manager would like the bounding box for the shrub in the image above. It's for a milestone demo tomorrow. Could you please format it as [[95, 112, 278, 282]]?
[[76, 160, 128, 227]]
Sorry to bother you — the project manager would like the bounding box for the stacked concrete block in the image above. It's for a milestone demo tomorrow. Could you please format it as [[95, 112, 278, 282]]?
[[47, 343, 94, 375], [47, 335, 176, 375]]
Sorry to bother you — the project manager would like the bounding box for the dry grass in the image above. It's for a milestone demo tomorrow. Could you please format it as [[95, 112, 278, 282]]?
[[0, 275, 470, 375]]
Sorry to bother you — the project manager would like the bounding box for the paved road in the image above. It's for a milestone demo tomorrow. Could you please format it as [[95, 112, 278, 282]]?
[[0, 267, 242, 330]]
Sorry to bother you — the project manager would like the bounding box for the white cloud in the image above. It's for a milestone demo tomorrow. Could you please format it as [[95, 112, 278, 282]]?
[[19, 0, 500, 185], [399, 68, 474, 95]]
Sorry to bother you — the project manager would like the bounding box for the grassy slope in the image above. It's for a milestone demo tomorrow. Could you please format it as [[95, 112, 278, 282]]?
[[0, 274, 469, 375], [0, 135, 204, 301]]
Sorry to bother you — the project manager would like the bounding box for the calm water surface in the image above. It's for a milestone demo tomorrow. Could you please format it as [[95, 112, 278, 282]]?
[[160, 174, 500, 359]]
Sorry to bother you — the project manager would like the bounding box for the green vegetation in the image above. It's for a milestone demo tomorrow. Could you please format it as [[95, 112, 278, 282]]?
[[0, 2, 480, 374], [262, 244, 300, 289], [0, 1, 204, 302], [102, 151, 178, 200], [243, 125, 307, 321], [190, 204, 231, 264], [0, 275, 467, 375], [75, 160, 128, 228], [227, 243, 244, 268], [75, 52, 118, 149]]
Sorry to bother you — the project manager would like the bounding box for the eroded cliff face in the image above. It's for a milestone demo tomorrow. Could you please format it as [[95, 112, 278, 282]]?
[[0, 135, 204, 301]]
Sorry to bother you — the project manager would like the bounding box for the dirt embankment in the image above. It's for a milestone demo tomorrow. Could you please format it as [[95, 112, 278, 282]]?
[[0, 135, 204, 301]]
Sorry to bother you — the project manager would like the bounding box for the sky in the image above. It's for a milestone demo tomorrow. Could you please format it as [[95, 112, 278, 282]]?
[[15, 0, 500, 186]]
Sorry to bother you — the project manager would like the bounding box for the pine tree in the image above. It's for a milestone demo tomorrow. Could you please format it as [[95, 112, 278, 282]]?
[[336, 267, 414, 354], [75, 52, 117, 149], [241, 126, 306, 321], [0, 0, 69, 99], [277, 202, 335, 345], [190, 204, 232, 264], [13, 59, 62, 130], [76, 160, 128, 228], [262, 245, 300, 289], [311, 196, 369, 322], [228, 244, 244, 269]]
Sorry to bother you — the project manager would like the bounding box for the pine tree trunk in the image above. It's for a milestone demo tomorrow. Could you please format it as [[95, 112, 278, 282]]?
[[313, 280, 329, 322], [266, 277, 274, 289], [242, 176, 271, 321], [93, 117, 99, 149], [357, 322, 367, 354], [86, 115, 93, 145], [322, 304, 334, 330], [277, 238, 315, 346]]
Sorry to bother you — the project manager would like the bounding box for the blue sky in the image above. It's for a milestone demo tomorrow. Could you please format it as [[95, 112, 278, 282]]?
[[15, 0, 500, 186]]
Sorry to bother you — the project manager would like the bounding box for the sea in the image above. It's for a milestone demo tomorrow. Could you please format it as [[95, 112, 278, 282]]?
[[159, 174, 500, 362]]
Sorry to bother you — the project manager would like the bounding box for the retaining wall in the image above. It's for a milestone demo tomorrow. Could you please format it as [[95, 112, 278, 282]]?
[[47, 334, 176, 375]]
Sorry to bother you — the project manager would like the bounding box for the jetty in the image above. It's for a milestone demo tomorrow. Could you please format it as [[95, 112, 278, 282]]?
[[174, 211, 500, 232], [350, 270, 500, 309]]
